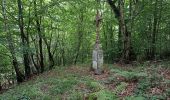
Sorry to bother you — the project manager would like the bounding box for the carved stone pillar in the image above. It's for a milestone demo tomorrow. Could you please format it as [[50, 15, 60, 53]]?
[[92, 44, 103, 75]]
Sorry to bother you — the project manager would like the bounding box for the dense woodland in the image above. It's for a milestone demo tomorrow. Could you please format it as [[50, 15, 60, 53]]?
[[0, 0, 170, 99]]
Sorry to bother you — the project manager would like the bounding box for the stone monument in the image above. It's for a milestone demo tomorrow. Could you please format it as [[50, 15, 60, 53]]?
[[92, 9, 103, 75], [92, 44, 103, 75]]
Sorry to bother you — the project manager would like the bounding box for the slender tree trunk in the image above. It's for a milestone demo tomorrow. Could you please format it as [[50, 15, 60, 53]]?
[[0, 82, 2, 91], [118, 0, 131, 63], [39, 27, 44, 72], [43, 36, 54, 70], [74, 34, 83, 64], [2, 0, 24, 83], [157, 0, 163, 58], [128, 0, 135, 60], [47, 22, 54, 69], [30, 35, 40, 73], [61, 38, 65, 66], [74, 12, 84, 64], [17, 0, 31, 78], [118, 22, 122, 57], [151, 0, 158, 59], [34, 0, 44, 73], [26, 2, 38, 74], [107, 0, 131, 63], [146, 18, 153, 59], [48, 46, 54, 69]]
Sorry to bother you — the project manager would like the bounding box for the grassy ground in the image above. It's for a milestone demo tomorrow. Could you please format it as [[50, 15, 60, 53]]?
[[0, 62, 170, 100]]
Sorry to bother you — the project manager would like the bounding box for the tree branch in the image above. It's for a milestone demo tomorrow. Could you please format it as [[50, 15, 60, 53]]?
[[107, 0, 120, 18]]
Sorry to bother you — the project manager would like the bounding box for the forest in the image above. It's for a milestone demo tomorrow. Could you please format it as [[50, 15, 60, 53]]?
[[0, 0, 170, 99]]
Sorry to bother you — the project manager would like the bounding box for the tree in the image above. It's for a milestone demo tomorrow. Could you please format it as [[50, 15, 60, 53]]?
[[33, 0, 45, 73], [2, 0, 24, 83], [17, 0, 31, 78], [107, 0, 132, 63]]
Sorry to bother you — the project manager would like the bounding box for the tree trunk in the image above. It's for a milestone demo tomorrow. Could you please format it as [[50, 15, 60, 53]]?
[[74, 34, 83, 64], [48, 47, 54, 69], [30, 35, 40, 73], [12, 58, 25, 82], [34, 0, 44, 73], [17, 0, 31, 78], [0, 82, 2, 91], [107, 0, 131, 63], [61, 38, 65, 66], [74, 12, 84, 64], [43, 37, 54, 70], [151, 0, 158, 59], [2, 0, 24, 83]]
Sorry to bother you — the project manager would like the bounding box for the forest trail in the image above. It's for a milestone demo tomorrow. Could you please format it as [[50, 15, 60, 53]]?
[[0, 63, 170, 100]]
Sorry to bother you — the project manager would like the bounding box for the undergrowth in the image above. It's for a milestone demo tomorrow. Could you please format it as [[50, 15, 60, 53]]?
[[0, 64, 170, 100]]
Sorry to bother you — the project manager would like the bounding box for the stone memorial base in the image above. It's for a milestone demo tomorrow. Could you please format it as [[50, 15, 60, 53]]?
[[92, 47, 103, 75]]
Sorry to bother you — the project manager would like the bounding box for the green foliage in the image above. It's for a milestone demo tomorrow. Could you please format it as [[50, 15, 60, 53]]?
[[1, 65, 170, 99], [111, 68, 147, 82], [49, 78, 77, 95], [134, 69, 166, 99], [166, 88, 170, 97], [0, 68, 79, 99], [149, 95, 166, 100], [107, 76, 117, 83], [0, 45, 11, 73], [17, 94, 30, 100], [86, 81, 104, 91], [135, 78, 151, 94], [125, 96, 146, 100], [67, 91, 83, 100], [114, 82, 128, 94], [88, 90, 117, 100]]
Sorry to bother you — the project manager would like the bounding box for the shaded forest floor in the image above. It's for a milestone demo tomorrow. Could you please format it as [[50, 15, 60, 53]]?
[[0, 62, 170, 100]]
